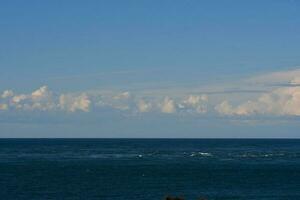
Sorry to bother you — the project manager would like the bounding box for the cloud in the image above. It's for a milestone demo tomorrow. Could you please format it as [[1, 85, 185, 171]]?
[[181, 95, 208, 114], [113, 91, 130, 100], [215, 86, 300, 116], [59, 93, 91, 112], [29, 86, 57, 111], [187, 95, 208, 103], [8, 86, 56, 111], [31, 86, 50, 100], [12, 94, 27, 104], [95, 91, 133, 111], [137, 99, 152, 113], [1, 90, 14, 98], [214, 68, 300, 117], [247, 68, 300, 86], [215, 101, 235, 115], [160, 97, 176, 113], [1, 86, 90, 112], [2, 67, 300, 117]]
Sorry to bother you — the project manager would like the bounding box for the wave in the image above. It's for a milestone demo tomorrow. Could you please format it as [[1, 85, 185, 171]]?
[[190, 152, 213, 157], [2, 150, 300, 163]]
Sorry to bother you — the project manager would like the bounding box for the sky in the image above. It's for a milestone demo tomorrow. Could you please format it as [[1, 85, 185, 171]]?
[[1, 0, 300, 138]]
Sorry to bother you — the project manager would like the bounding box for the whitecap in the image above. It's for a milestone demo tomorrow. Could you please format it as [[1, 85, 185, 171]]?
[[190, 152, 212, 157]]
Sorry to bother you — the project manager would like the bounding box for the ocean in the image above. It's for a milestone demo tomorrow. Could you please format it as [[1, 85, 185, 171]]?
[[0, 139, 300, 200]]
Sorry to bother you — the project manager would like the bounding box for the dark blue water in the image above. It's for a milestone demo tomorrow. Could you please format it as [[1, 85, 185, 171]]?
[[1, 139, 300, 200]]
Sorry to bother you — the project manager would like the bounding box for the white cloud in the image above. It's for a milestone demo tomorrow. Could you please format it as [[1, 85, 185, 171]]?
[[184, 95, 208, 105], [1, 90, 14, 98], [215, 101, 234, 115], [29, 86, 57, 111], [59, 93, 91, 112], [12, 94, 27, 104], [1, 86, 91, 112], [161, 97, 176, 113], [2, 67, 300, 117], [31, 86, 50, 100], [214, 68, 300, 117], [8, 86, 56, 111], [181, 95, 208, 114], [137, 99, 152, 113], [215, 86, 300, 116], [268, 87, 300, 116]]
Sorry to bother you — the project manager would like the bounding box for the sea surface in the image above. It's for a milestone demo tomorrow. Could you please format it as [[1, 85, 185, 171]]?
[[0, 139, 300, 200]]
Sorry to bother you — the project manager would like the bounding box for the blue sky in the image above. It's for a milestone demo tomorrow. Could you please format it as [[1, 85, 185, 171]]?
[[1, 0, 300, 138]]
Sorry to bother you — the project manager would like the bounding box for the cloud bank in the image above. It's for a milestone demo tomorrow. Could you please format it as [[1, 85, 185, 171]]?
[[1, 68, 300, 118]]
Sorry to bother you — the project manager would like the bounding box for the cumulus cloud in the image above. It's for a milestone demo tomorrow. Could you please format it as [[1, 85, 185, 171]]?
[[59, 93, 91, 112], [31, 86, 51, 100], [215, 86, 300, 116], [29, 86, 57, 111], [2, 67, 300, 117], [214, 68, 300, 117], [181, 95, 208, 114], [1, 90, 14, 98], [137, 99, 152, 113], [184, 95, 201, 105], [1, 86, 90, 112], [215, 101, 234, 115], [12, 94, 27, 104], [8, 86, 56, 111], [160, 97, 176, 113]]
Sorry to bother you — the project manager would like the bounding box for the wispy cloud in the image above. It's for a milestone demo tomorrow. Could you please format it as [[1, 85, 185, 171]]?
[[47, 69, 161, 81], [246, 68, 300, 86]]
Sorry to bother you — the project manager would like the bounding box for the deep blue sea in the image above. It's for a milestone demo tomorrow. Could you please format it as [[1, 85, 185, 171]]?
[[0, 139, 300, 200]]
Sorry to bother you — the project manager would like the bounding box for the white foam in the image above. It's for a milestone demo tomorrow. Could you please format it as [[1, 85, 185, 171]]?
[[190, 152, 212, 157]]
